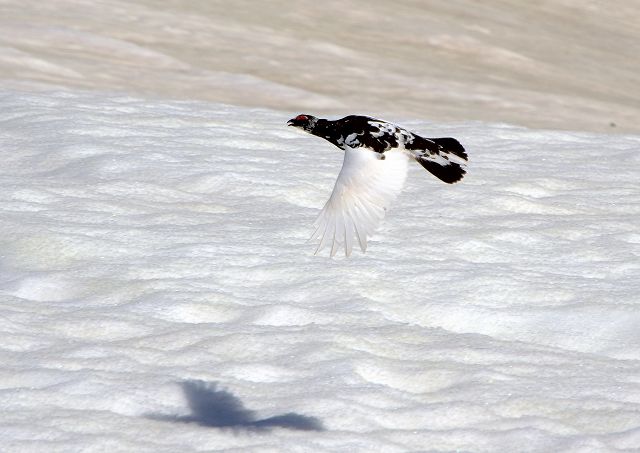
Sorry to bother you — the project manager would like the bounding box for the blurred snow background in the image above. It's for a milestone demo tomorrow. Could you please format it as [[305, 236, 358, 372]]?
[[1, 0, 639, 133], [1, 1, 640, 452]]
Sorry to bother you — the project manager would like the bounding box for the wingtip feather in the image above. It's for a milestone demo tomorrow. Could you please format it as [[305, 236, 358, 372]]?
[[310, 147, 408, 257]]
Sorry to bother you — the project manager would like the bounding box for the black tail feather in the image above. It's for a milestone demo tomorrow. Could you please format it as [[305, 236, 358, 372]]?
[[416, 158, 466, 184], [429, 137, 467, 160], [416, 137, 468, 184]]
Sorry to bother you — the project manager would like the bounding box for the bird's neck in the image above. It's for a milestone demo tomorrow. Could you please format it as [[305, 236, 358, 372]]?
[[310, 119, 342, 148], [308, 118, 329, 134]]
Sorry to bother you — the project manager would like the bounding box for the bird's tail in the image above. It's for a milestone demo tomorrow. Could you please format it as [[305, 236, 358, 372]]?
[[414, 137, 468, 184]]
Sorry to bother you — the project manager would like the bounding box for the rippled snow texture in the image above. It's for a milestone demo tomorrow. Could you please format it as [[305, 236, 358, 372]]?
[[1, 89, 640, 452]]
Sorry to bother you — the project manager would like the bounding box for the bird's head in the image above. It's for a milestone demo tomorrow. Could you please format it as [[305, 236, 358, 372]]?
[[287, 114, 318, 132]]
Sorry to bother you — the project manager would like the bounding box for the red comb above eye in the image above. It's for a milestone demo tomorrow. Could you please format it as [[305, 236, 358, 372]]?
[[295, 115, 308, 121]]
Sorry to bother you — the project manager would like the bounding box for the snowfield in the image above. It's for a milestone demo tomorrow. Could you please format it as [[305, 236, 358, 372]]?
[[2, 0, 639, 133], [1, 88, 640, 452]]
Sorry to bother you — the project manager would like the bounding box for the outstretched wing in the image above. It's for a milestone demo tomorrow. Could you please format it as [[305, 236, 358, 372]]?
[[311, 147, 409, 257]]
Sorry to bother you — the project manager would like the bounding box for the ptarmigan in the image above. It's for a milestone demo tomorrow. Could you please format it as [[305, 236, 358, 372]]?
[[287, 114, 468, 257]]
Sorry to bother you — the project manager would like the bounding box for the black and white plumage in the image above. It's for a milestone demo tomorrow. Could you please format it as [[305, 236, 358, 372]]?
[[287, 114, 468, 257]]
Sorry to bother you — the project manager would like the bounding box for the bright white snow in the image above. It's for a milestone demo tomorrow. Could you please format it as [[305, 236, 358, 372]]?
[[1, 88, 640, 452]]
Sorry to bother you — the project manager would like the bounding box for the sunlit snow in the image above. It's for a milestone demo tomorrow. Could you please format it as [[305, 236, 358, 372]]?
[[1, 89, 640, 452]]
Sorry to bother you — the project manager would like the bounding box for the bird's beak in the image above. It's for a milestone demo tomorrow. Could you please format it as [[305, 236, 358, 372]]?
[[287, 119, 295, 126]]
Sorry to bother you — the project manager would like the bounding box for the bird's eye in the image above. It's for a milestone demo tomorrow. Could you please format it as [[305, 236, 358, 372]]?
[[295, 115, 308, 121]]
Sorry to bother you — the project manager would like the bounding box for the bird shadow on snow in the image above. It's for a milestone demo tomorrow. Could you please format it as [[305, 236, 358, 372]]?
[[146, 380, 325, 432]]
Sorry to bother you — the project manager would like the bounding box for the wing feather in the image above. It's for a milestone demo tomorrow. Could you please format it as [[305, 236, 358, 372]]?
[[312, 147, 409, 256]]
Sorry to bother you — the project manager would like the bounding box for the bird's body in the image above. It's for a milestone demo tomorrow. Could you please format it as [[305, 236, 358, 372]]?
[[287, 114, 468, 257]]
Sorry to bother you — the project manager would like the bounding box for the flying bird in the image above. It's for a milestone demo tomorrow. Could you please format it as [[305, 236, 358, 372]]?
[[287, 114, 468, 257]]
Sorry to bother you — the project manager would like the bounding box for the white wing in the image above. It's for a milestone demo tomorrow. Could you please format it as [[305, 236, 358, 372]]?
[[312, 147, 409, 257]]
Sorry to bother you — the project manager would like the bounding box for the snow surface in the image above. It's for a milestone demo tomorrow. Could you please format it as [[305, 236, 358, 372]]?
[[1, 0, 639, 133], [1, 88, 640, 452]]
